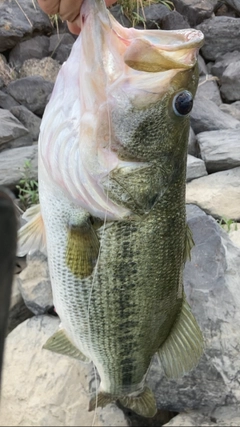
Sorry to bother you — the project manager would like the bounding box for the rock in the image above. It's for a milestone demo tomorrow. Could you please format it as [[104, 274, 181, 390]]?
[[0, 315, 127, 426], [171, 0, 217, 26], [188, 127, 199, 157], [222, 223, 240, 250], [197, 17, 240, 61], [18, 251, 53, 316], [48, 33, 75, 64], [225, 0, 240, 14], [220, 103, 240, 121], [0, 55, 17, 86], [190, 96, 240, 134], [10, 106, 41, 142], [7, 276, 33, 334], [198, 55, 208, 76], [137, 4, 190, 30], [164, 406, 240, 426], [196, 75, 222, 106], [0, 90, 20, 110], [186, 154, 208, 181], [9, 36, 49, 70], [220, 61, 240, 102], [0, 109, 32, 151], [211, 51, 240, 80], [149, 204, 240, 415], [160, 10, 190, 30], [186, 168, 240, 220], [19, 57, 61, 83], [5, 76, 53, 116], [0, 145, 38, 188], [164, 411, 216, 426], [109, 4, 132, 28], [0, 0, 52, 52], [197, 129, 240, 172]]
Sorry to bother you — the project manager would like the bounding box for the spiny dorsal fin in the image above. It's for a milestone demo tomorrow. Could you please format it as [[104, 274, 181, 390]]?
[[120, 387, 157, 418], [43, 328, 90, 363], [17, 204, 46, 256], [158, 296, 204, 378], [184, 223, 195, 263], [66, 212, 100, 278]]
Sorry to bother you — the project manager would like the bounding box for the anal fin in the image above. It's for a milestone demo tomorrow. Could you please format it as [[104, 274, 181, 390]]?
[[17, 204, 46, 256], [66, 212, 100, 278], [43, 328, 90, 363], [158, 296, 204, 378]]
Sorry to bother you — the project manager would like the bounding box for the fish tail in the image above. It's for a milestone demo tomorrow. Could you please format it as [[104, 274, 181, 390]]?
[[89, 386, 157, 418]]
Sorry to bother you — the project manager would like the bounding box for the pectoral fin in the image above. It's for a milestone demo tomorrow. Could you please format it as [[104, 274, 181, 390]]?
[[17, 204, 46, 256], [158, 296, 204, 378], [184, 224, 195, 263], [43, 328, 90, 363], [66, 212, 100, 278]]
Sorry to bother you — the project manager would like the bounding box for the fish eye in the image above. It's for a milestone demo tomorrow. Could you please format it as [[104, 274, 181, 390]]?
[[173, 91, 193, 117]]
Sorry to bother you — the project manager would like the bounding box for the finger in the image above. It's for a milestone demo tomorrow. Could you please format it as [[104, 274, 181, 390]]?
[[37, 0, 60, 15], [59, 0, 83, 22]]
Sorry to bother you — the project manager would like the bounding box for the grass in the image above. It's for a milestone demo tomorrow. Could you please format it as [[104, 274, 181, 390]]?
[[16, 160, 39, 211], [118, 0, 174, 26], [217, 216, 238, 233]]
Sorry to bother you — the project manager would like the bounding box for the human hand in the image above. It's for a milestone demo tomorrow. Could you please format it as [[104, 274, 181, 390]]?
[[38, 0, 116, 35]]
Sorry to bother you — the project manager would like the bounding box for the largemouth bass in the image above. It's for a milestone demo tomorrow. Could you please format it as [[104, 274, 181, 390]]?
[[18, 0, 204, 417]]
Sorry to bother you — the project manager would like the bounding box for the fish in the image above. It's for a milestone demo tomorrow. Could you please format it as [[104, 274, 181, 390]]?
[[17, 0, 204, 418], [0, 187, 17, 388]]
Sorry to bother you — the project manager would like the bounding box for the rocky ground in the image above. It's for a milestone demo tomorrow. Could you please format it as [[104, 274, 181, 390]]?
[[0, 0, 240, 426]]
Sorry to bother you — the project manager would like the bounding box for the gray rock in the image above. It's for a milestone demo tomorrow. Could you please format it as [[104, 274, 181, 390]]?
[[0, 145, 38, 188], [0, 315, 127, 426], [18, 251, 52, 315], [0, 0, 52, 52], [9, 36, 49, 70], [160, 10, 190, 30], [7, 276, 33, 334], [198, 129, 240, 173], [164, 411, 216, 426], [171, 0, 217, 26], [19, 57, 61, 83], [186, 167, 240, 220], [220, 103, 240, 121], [225, 0, 240, 14], [197, 17, 240, 61], [5, 76, 53, 116], [10, 106, 41, 142], [198, 55, 208, 76], [186, 154, 208, 181], [211, 51, 240, 80], [188, 127, 199, 157], [196, 75, 222, 106], [0, 55, 17, 86], [108, 4, 132, 28], [190, 96, 240, 134], [49, 33, 77, 64], [220, 61, 240, 102], [149, 204, 240, 414], [0, 109, 32, 151], [0, 90, 20, 110], [137, 4, 190, 30], [197, 129, 240, 173]]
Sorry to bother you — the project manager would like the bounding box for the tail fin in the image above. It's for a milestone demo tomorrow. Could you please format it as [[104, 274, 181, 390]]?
[[89, 387, 157, 418], [17, 204, 46, 256]]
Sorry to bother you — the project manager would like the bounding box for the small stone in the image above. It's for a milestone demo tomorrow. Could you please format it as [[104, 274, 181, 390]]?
[[196, 75, 222, 106], [197, 17, 240, 61], [160, 10, 190, 30], [48, 33, 76, 64], [0, 109, 31, 152], [220, 61, 240, 102], [190, 96, 240, 134], [225, 0, 240, 14], [171, 0, 218, 26], [0, 145, 38, 188], [186, 154, 208, 182], [18, 251, 53, 316], [197, 129, 240, 173], [186, 167, 240, 220], [5, 76, 54, 117], [9, 36, 49, 70], [19, 57, 61, 83], [10, 106, 41, 142]]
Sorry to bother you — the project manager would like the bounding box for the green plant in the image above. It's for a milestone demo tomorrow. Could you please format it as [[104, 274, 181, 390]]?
[[217, 216, 238, 233], [118, 0, 174, 26], [16, 160, 39, 210]]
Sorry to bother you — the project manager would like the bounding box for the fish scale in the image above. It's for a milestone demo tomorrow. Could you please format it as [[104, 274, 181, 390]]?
[[17, 0, 205, 418]]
